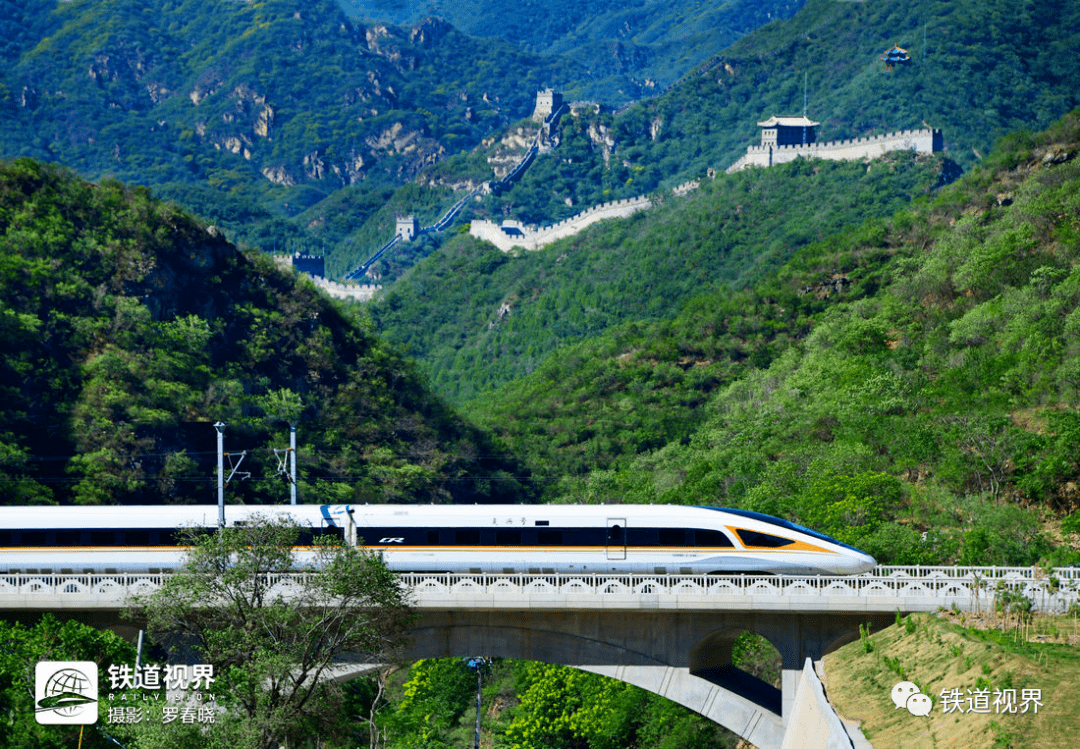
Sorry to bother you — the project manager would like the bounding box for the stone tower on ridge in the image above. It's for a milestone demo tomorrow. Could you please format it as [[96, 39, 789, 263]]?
[[396, 215, 420, 241], [533, 88, 563, 120]]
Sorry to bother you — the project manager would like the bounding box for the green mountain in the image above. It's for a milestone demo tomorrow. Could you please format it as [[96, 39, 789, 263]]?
[[4, 0, 1079, 286], [467, 110, 1080, 566], [468, 0, 1080, 214], [337, 0, 1080, 280], [0, 157, 530, 506], [370, 150, 949, 403], [0, 0, 579, 214], [335, 0, 809, 103]]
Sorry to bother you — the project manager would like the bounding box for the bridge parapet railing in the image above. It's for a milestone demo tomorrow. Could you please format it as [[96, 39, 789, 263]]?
[[874, 565, 1080, 581], [2, 570, 1078, 613]]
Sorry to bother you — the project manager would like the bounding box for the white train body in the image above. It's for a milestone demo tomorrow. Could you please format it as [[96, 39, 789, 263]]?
[[0, 504, 876, 576]]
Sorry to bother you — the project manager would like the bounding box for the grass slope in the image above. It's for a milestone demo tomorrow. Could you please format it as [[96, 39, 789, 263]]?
[[823, 612, 1080, 749]]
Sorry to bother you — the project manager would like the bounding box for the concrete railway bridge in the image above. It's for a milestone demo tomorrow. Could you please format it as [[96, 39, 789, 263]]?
[[3, 567, 1077, 748]]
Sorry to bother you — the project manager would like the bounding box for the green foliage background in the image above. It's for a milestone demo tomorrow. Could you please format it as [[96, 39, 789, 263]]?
[[335, 0, 810, 104], [0, 158, 530, 506], [380, 658, 740, 749], [371, 151, 947, 403], [464, 111, 1080, 567]]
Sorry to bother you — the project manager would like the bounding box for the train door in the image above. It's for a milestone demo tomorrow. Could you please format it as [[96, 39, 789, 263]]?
[[606, 518, 626, 560]]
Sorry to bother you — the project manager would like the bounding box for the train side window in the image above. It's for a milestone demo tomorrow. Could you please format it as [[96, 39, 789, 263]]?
[[627, 529, 655, 546], [456, 529, 481, 546], [693, 529, 734, 548], [736, 529, 795, 548], [90, 531, 118, 546], [22, 531, 46, 547], [658, 529, 686, 546], [0, 531, 12, 546], [538, 530, 563, 545], [495, 530, 522, 546], [563, 528, 605, 546], [56, 531, 82, 547], [319, 526, 345, 540], [427, 530, 441, 545], [126, 530, 151, 546]]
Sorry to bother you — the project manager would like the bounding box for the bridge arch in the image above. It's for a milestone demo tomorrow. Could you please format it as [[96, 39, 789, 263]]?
[[326, 609, 893, 748]]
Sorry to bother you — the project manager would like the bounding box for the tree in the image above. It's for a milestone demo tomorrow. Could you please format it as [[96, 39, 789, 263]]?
[[0, 614, 136, 749], [133, 514, 413, 749]]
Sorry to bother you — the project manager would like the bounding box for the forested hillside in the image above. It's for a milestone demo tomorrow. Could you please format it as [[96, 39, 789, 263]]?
[[336, 0, 808, 103], [371, 151, 948, 402], [0, 158, 529, 506], [0, 0, 579, 250], [335, 0, 1080, 279], [5, 0, 1080, 286], [467, 111, 1080, 567]]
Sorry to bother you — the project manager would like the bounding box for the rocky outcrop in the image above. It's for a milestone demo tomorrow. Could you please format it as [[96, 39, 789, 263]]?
[[410, 18, 452, 48], [488, 125, 540, 179], [587, 121, 617, 166], [261, 165, 296, 186]]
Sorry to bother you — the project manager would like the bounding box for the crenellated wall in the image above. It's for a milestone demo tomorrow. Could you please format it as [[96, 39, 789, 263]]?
[[470, 195, 652, 252], [727, 128, 942, 173], [309, 276, 381, 301]]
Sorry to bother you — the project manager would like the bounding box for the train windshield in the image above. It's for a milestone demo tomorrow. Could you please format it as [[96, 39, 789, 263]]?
[[696, 506, 868, 553]]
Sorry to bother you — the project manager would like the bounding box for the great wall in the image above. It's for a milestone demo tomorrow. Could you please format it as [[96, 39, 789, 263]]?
[[726, 125, 942, 173], [468, 195, 653, 252], [282, 93, 943, 299]]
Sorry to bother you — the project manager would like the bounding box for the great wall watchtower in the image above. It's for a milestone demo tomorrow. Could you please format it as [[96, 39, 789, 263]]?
[[727, 113, 943, 172], [758, 115, 819, 147], [290, 252, 325, 278], [533, 88, 563, 121], [396, 215, 420, 241]]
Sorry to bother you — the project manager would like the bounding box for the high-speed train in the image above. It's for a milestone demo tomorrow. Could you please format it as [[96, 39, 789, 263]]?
[[0, 504, 876, 576]]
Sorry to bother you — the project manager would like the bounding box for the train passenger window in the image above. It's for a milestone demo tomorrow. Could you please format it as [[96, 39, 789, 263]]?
[[538, 530, 563, 545], [90, 531, 119, 546], [565, 528, 606, 546], [736, 529, 795, 548], [456, 530, 481, 545], [0, 531, 12, 546], [427, 530, 441, 545], [319, 526, 345, 540], [166, 529, 199, 546], [693, 529, 734, 548], [126, 530, 151, 546], [658, 529, 686, 546], [22, 531, 46, 547], [56, 531, 82, 547], [495, 530, 522, 546], [535, 520, 550, 526]]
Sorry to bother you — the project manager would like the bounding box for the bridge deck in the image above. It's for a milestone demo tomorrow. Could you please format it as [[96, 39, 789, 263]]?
[[1, 568, 1076, 613]]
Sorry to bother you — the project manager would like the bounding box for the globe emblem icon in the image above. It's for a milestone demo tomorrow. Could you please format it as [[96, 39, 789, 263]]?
[[44, 669, 92, 716], [35, 662, 98, 725]]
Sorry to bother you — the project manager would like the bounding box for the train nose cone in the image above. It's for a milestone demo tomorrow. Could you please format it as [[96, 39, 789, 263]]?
[[852, 551, 877, 574]]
